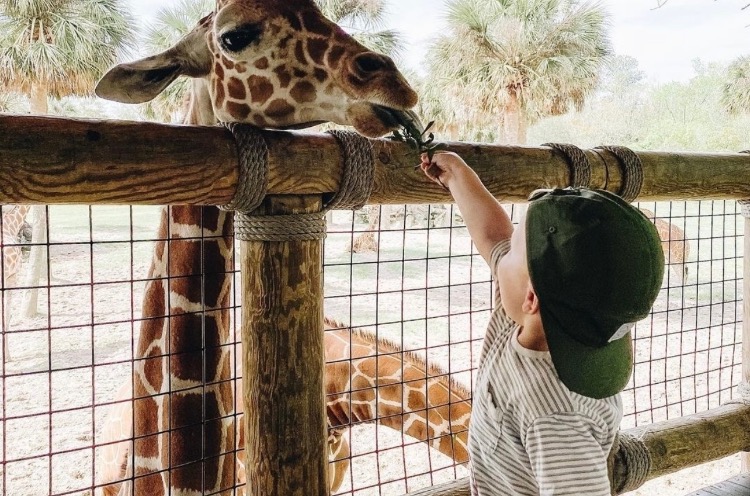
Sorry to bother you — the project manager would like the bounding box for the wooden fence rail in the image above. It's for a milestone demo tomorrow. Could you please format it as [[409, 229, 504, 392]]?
[[2, 114, 750, 205]]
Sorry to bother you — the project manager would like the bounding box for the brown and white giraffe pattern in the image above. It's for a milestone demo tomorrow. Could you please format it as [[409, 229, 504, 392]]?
[[102, 318, 472, 495], [2, 205, 30, 347], [95, 0, 422, 494]]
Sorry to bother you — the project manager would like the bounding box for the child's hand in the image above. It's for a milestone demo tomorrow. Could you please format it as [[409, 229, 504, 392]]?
[[419, 151, 470, 191]]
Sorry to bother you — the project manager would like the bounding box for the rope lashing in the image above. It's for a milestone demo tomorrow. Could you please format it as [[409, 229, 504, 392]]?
[[595, 145, 644, 202], [612, 430, 652, 493], [222, 123, 268, 213], [542, 143, 592, 188], [324, 129, 375, 211], [222, 124, 375, 241]]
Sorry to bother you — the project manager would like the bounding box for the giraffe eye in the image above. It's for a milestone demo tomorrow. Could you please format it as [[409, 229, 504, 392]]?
[[220, 23, 263, 53]]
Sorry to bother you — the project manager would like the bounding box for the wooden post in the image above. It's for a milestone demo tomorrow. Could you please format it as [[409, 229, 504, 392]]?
[[743, 202, 750, 472], [240, 195, 328, 495]]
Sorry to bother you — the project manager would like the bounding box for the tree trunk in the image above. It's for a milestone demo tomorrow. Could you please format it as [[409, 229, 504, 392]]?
[[502, 89, 522, 145], [23, 83, 49, 317]]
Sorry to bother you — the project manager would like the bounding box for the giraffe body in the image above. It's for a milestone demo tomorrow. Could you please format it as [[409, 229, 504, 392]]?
[[99, 319, 471, 495], [638, 208, 690, 283], [95, 1, 422, 494]]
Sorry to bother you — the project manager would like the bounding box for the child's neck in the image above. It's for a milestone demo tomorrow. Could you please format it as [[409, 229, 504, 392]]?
[[517, 318, 549, 352]]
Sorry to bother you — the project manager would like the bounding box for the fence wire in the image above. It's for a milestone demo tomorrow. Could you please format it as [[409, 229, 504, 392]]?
[[0, 200, 744, 496]]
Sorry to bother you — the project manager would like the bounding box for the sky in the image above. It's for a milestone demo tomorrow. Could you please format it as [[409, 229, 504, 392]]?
[[126, 0, 750, 84]]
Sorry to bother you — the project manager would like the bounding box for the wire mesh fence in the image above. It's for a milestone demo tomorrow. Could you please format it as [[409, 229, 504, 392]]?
[[0, 200, 745, 495]]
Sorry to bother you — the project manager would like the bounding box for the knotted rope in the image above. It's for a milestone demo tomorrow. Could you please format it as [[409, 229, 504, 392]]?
[[542, 143, 592, 188], [611, 430, 652, 493], [595, 145, 644, 202], [222, 124, 374, 241]]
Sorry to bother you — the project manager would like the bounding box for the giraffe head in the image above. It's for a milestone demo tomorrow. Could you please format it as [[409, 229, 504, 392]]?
[[96, 0, 419, 137]]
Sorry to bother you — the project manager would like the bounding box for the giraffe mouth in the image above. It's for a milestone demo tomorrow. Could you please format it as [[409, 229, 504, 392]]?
[[371, 105, 425, 136]]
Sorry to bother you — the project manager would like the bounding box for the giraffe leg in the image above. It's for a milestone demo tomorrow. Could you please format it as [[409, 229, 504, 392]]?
[[328, 427, 350, 493]]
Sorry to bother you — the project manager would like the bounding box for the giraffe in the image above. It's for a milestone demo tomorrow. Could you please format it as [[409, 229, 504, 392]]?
[[94, 1, 422, 494], [99, 318, 472, 495], [638, 208, 690, 283], [1, 204, 31, 360]]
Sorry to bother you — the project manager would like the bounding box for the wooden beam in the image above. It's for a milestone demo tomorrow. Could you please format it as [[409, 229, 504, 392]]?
[[2, 114, 750, 205], [743, 209, 750, 472], [240, 195, 328, 495], [404, 404, 750, 496]]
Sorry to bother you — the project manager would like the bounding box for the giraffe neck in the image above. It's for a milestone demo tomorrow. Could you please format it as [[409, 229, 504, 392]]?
[[2, 205, 30, 284], [129, 82, 236, 494], [325, 322, 472, 464]]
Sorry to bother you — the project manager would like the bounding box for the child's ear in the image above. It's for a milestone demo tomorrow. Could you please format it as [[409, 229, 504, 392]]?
[[522, 282, 540, 315]]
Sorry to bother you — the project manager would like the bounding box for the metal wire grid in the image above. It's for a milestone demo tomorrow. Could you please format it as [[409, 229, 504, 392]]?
[[0, 200, 745, 495]]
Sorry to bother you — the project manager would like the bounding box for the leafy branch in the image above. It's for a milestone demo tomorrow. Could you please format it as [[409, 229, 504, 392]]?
[[388, 118, 450, 190]]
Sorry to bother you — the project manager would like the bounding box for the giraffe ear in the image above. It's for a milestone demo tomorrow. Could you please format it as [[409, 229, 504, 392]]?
[[96, 25, 212, 104]]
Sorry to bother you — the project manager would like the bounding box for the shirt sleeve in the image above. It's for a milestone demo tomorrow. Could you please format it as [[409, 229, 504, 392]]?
[[524, 414, 612, 496], [489, 239, 511, 307]]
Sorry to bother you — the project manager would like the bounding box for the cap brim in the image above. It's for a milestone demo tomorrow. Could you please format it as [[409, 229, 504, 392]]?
[[542, 310, 633, 399]]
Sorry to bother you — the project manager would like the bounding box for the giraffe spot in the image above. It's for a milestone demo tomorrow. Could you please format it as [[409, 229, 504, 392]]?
[[226, 101, 251, 120], [301, 9, 332, 37], [314, 68, 328, 82], [254, 57, 269, 70], [278, 34, 292, 50], [295, 40, 307, 65], [320, 102, 334, 111], [143, 348, 165, 391], [308, 38, 328, 65], [266, 99, 296, 120], [214, 78, 226, 108], [134, 471, 165, 496], [214, 62, 224, 81], [167, 313, 225, 379], [293, 68, 306, 78], [327, 45, 346, 70], [221, 55, 235, 70], [134, 396, 161, 439], [284, 12, 302, 31], [248, 75, 275, 104], [227, 77, 247, 100], [273, 65, 292, 88], [142, 279, 166, 321], [253, 114, 268, 127]]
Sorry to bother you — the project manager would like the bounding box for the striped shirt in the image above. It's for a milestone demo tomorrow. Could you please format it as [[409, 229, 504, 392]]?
[[469, 240, 622, 496]]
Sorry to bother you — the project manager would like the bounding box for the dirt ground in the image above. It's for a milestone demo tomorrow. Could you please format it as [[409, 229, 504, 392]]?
[[0, 202, 745, 495]]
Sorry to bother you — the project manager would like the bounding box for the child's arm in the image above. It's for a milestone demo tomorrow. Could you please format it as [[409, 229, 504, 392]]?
[[420, 152, 513, 264]]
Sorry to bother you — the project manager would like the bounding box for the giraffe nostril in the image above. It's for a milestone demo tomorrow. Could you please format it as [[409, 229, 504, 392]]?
[[353, 53, 390, 75]]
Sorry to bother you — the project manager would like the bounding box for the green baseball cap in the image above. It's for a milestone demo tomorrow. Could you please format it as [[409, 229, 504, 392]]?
[[525, 188, 665, 399]]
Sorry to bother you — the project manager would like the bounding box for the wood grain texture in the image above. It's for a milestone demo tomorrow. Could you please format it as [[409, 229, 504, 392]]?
[[3, 114, 750, 204], [240, 195, 328, 496]]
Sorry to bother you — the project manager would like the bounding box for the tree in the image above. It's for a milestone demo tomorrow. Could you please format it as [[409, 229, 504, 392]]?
[[143, 0, 404, 121], [722, 56, 750, 115], [424, 0, 611, 144], [0, 0, 135, 316]]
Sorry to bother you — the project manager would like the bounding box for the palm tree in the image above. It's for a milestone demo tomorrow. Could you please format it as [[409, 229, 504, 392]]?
[[722, 56, 750, 115], [143, 0, 404, 121], [425, 0, 611, 144], [0, 0, 135, 316]]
